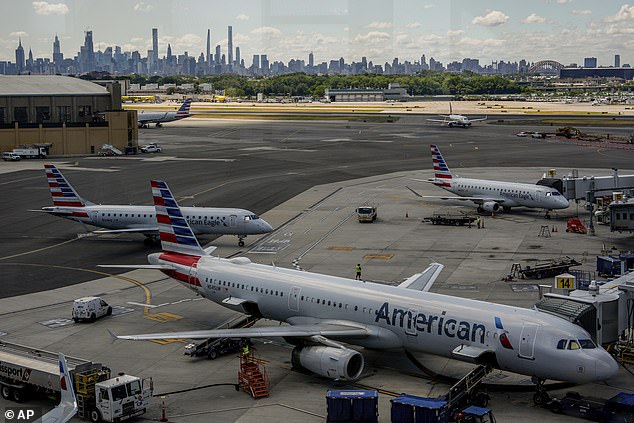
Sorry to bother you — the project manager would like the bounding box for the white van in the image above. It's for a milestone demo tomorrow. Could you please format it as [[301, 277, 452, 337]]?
[[72, 296, 112, 322], [2, 152, 21, 161]]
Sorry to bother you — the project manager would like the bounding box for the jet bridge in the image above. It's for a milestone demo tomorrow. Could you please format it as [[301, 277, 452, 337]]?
[[535, 273, 634, 346], [538, 169, 634, 201]]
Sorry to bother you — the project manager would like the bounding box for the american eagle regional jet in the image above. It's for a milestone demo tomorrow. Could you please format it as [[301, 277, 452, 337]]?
[[137, 98, 192, 128], [109, 180, 617, 399], [38, 165, 272, 246], [407, 145, 569, 217]]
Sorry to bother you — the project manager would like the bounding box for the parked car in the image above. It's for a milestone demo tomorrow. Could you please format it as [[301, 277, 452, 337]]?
[[72, 296, 112, 322], [515, 131, 528, 137], [2, 152, 21, 161], [531, 132, 546, 139], [140, 143, 162, 153]]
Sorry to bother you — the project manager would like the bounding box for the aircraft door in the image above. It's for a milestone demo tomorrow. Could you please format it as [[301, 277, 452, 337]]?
[[288, 286, 301, 312], [518, 323, 539, 359], [188, 263, 199, 288], [229, 215, 237, 228]]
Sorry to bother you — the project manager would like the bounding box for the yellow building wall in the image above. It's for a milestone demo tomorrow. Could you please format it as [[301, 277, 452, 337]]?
[[0, 111, 138, 155]]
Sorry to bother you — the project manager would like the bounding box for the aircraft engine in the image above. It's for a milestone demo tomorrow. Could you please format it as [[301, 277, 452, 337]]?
[[291, 346, 364, 380], [481, 201, 500, 213]]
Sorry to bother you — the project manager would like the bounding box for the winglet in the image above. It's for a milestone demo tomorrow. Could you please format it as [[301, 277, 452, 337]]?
[[106, 329, 119, 344], [398, 263, 444, 291]]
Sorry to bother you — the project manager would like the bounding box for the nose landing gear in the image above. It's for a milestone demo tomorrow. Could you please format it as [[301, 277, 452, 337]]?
[[532, 378, 550, 405], [238, 235, 246, 247]]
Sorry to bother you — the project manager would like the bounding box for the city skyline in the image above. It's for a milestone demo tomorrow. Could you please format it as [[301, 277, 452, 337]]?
[[0, 0, 632, 67]]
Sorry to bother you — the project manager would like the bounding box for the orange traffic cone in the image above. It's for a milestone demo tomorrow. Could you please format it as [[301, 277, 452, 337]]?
[[160, 400, 168, 422]]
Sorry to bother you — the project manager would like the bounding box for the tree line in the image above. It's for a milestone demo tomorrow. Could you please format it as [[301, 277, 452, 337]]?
[[85, 71, 524, 98]]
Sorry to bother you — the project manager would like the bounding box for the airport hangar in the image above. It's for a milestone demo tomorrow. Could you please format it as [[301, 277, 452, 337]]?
[[0, 75, 138, 156]]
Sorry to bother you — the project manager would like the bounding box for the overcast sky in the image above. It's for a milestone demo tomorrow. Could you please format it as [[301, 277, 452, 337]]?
[[1, 0, 632, 66]]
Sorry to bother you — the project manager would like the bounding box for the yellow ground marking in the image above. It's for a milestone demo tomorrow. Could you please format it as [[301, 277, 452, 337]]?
[[0, 262, 152, 314], [328, 246, 353, 251], [143, 312, 183, 322], [363, 254, 394, 260], [149, 339, 188, 345], [386, 195, 401, 199]]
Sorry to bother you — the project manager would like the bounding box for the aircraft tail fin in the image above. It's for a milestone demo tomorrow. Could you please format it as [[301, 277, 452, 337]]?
[[430, 144, 453, 181], [449, 102, 453, 115], [58, 353, 76, 409], [44, 164, 92, 207], [151, 180, 206, 257], [176, 98, 193, 117]]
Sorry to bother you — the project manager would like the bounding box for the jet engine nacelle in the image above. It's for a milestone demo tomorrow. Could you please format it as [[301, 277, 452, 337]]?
[[481, 201, 500, 213], [291, 346, 364, 380]]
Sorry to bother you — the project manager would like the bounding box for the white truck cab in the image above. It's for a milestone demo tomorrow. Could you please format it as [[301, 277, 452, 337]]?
[[93, 374, 153, 423], [72, 297, 112, 322]]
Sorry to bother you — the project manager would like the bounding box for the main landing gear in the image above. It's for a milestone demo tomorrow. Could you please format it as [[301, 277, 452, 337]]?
[[532, 377, 550, 405], [238, 235, 246, 247], [545, 210, 552, 220]]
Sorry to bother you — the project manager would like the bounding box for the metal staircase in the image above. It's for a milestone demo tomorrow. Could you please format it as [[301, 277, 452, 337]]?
[[238, 351, 270, 399]]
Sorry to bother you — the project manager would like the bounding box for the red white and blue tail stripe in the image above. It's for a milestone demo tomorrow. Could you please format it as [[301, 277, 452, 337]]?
[[45, 164, 89, 207], [430, 144, 453, 186], [152, 180, 205, 257], [176, 98, 192, 117]]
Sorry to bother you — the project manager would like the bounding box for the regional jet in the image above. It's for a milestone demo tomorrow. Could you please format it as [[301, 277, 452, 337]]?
[[407, 145, 569, 217], [109, 180, 617, 400], [427, 103, 487, 128], [38, 165, 272, 246], [137, 98, 192, 128], [36, 353, 77, 423]]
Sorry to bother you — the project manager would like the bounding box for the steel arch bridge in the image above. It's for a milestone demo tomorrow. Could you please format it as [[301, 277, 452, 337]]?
[[528, 60, 564, 75]]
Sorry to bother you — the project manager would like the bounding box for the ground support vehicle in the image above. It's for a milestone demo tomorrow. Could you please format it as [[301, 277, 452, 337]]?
[[185, 337, 246, 360], [390, 364, 492, 423], [547, 391, 634, 422], [356, 206, 377, 222], [457, 406, 496, 423], [140, 143, 161, 153], [72, 297, 112, 322], [2, 152, 21, 161], [566, 217, 587, 234], [514, 257, 581, 279], [424, 213, 476, 226], [12, 147, 47, 159], [0, 341, 152, 422]]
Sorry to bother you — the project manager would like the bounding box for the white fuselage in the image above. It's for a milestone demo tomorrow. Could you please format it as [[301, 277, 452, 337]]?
[[442, 177, 569, 210], [43, 204, 272, 236], [138, 111, 186, 125], [154, 253, 617, 384]]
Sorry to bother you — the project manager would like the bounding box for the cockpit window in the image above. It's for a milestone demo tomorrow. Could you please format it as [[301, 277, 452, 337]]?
[[551, 191, 561, 196], [244, 215, 259, 221], [546, 192, 552, 197], [568, 340, 581, 350], [579, 339, 596, 349], [557, 339, 567, 350]]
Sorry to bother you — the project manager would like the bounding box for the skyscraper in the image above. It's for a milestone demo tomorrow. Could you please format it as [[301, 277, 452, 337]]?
[[215, 45, 221, 65], [252, 54, 259, 69], [81, 30, 95, 72], [150, 28, 158, 72], [15, 38, 25, 73], [53, 34, 63, 73], [615, 54, 621, 68], [27, 48, 33, 71], [235, 46, 240, 67], [584, 57, 597, 68], [227, 26, 233, 65], [206, 29, 211, 65], [308, 51, 314, 67], [260, 54, 268, 72]]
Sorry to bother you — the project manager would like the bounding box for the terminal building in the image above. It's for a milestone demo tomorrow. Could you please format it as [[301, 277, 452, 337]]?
[[325, 83, 409, 102], [0, 75, 138, 155]]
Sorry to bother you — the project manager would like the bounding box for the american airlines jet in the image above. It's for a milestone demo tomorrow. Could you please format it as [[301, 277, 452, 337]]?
[[427, 103, 487, 128], [407, 145, 569, 217], [110, 180, 617, 401], [39, 165, 272, 246], [137, 98, 192, 128], [37, 353, 77, 423]]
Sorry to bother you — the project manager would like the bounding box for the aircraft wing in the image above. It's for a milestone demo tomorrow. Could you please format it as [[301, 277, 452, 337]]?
[[93, 227, 158, 234], [469, 116, 487, 122], [398, 263, 444, 292], [411, 194, 507, 205], [112, 323, 368, 341], [426, 118, 450, 123]]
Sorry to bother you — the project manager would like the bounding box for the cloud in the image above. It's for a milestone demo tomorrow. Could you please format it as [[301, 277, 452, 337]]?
[[10, 31, 29, 38], [556, 0, 572, 3], [251, 26, 282, 37], [367, 21, 392, 29], [133, 2, 153, 12], [572, 9, 592, 15], [405, 22, 422, 29], [472, 10, 509, 26], [32, 1, 69, 15], [607, 4, 634, 21], [522, 13, 546, 24], [447, 29, 464, 36], [354, 31, 390, 43], [236, 14, 249, 21], [423, 4, 435, 9]]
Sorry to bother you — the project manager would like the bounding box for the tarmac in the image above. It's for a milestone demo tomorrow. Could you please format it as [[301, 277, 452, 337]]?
[[1, 161, 633, 422]]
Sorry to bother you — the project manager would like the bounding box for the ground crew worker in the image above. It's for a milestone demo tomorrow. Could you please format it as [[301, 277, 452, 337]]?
[[355, 263, 362, 280], [476, 216, 481, 229], [242, 343, 249, 356]]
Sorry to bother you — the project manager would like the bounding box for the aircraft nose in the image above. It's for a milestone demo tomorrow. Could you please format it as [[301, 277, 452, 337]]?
[[595, 353, 619, 380], [260, 219, 273, 233]]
